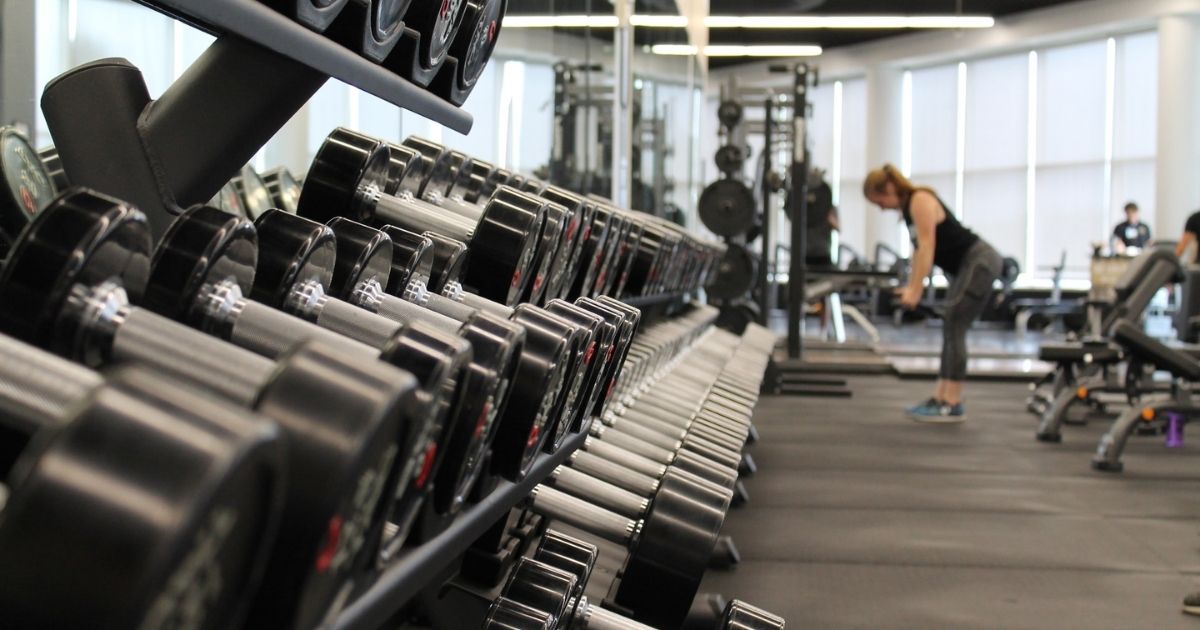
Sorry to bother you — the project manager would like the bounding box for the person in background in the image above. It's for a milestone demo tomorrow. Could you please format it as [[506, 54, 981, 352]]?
[[1111, 202, 1152, 255], [862, 164, 1003, 423], [1175, 209, 1200, 263]]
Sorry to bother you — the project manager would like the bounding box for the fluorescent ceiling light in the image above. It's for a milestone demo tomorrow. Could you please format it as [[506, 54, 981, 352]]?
[[651, 44, 823, 57], [630, 15, 689, 27], [703, 15, 995, 28], [504, 14, 994, 30], [503, 15, 619, 28]]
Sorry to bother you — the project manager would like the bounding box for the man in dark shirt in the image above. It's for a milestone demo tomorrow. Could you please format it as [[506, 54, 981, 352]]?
[[1111, 202, 1152, 254]]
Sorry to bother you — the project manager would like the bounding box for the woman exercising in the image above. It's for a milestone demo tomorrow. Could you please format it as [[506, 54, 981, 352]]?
[[863, 165, 1003, 423]]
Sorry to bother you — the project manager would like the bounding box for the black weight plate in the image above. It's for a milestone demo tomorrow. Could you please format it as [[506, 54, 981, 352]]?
[[708, 243, 759, 301], [616, 468, 732, 628], [714, 144, 745, 174], [0, 190, 151, 354], [0, 127, 56, 255], [717, 99, 743, 128], [233, 164, 276, 220], [502, 558, 576, 622], [297, 127, 391, 225], [716, 300, 761, 335], [250, 210, 337, 308], [424, 231, 469, 292], [0, 366, 285, 630], [262, 166, 303, 214], [698, 179, 756, 237], [382, 225, 435, 291], [373, 0, 414, 43], [407, 0, 469, 70], [545, 300, 612, 436], [37, 144, 69, 191], [326, 216, 395, 300], [146, 206, 258, 325], [465, 190, 544, 306], [724, 600, 787, 629], [451, 0, 504, 98]]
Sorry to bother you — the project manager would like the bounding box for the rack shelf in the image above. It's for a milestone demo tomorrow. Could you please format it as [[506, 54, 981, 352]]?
[[134, 0, 472, 133], [332, 430, 587, 630]]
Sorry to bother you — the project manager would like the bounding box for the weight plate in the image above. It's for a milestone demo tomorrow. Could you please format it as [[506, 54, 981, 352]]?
[[249, 210, 337, 309], [452, 0, 503, 96], [297, 127, 391, 225], [382, 225, 435, 291], [233, 164, 276, 220], [407, 0, 469, 70], [717, 100, 743, 128], [261, 167, 303, 214], [698, 179, 756, 237], [714, 144, 745, 174], [708, 243, 759, 301], [0, 190, 151, 355], [373, 0, 413, 43], [0, 128, 56, 256], [37, 145, 69, 191], [146, 206, 258, 325], [424, 231, 469, 292]]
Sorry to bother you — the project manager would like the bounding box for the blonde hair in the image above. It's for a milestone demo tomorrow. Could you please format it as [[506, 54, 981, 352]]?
[[862, 164, 915, 200]]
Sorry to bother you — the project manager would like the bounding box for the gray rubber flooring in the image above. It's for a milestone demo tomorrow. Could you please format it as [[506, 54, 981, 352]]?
[[701, 375, 1200, 629]]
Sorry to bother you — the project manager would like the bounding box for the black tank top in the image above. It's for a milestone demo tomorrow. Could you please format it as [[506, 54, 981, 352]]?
[[901, 189, 979, 275]]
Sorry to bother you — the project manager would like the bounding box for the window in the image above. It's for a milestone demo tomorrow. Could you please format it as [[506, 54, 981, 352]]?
[[838, 79, 869, 257], [963, 53, 1029, 269], [907, 64, 959, 208], [1111, 32, 1158, 230]]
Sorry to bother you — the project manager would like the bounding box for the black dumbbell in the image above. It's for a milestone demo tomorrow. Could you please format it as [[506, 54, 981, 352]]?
[[383, 0, 470, 86], [298, 128, 545, 306], [0, 190, 422, 629], [0, 334, 284, 630], [144, 204, 474, 570], [0, 126, 57, 258], [396, 138, 577, 306], [372, 225, 620, 451], [401, 140, 592, 304], [723, 600, 787, 629], [261, 165, 303, 213], [37, 143, 71, 190], [210, 180, 251, 219], [525, 472, 732, 629], [430, 0, 505, 105]]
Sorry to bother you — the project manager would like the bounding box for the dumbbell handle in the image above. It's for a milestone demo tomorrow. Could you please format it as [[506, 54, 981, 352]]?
[[228, 299, 380, 364], [576, 597, 655, 630], [0, 334, 101, 434], [454, 289, 514, 319], [373, 190, 476, 244], [569, 450, 659, 496], [371, 287, 465, 334], [115, 307, 275, 408], [550, 466, 649, 517], [528, 485, 640, 545]]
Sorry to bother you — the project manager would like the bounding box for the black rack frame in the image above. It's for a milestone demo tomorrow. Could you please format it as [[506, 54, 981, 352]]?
[[332, 430, 588, 629]]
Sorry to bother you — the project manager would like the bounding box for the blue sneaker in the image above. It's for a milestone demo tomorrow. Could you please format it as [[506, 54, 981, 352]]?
[[908, 400, 967, 424], [905, 398, 942, 417]]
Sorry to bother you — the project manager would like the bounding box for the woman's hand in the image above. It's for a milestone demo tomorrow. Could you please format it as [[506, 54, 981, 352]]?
[[894, 285, 923, 310]]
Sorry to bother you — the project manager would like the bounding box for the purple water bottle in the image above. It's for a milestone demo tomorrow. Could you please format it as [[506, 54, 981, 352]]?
[[1165, 412, 1185, 448]]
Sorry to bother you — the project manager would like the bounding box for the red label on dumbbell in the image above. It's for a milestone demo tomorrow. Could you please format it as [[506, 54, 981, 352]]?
[[526, 425, 540, 449], [314, 515, 344, 573], [440, 0, 451, 18], [584, 342, 596, 365], [488, 20, 497, 42], [414, 443, 439, 489], [533, 274, 544, 294], [475, 402, 492, 438], [566, 217, 579, 241], [511, 268, 522, 288]]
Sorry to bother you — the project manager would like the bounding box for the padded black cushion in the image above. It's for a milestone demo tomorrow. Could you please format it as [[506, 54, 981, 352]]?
[[1038, 342, 1122, 364], [1112, 320, 1200, 381]]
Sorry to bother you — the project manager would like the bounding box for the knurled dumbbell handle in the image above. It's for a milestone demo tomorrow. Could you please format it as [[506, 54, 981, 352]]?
[[114, 307, 274, 407], [0, 334, 101, 433], [584, 437, 669, 479], [231, 300, 380, 361], [578, 599, 656, 630], [376, 292, 464, 334], [528, 485, 638, 545], [570, 450, 659, 496], [456, 291, 514, 319], [374, 192, 476, 244], [551, 466, 649, 517], [314, 296, 404, 348]]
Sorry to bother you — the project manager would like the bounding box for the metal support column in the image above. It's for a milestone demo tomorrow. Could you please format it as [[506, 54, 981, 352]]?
[[611, 0, 634, 207]]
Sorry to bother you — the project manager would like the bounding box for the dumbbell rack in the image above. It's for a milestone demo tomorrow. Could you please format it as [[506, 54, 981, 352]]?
[[334, 431, 588, 629], [133, 0, 471, 131]]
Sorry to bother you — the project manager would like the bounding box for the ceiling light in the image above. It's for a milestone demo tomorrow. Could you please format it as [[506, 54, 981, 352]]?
[[650, 44, 824, 57], [703, 15, 995, 29], [630, 15, 689, 27], [502, 15, 619, 28]]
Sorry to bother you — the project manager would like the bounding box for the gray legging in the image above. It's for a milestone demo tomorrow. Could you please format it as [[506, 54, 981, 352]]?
[[940, 240, 1004, 381]]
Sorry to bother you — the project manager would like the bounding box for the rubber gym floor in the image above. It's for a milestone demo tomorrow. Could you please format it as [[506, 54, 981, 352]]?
[[701, 374, 1200, 629]]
